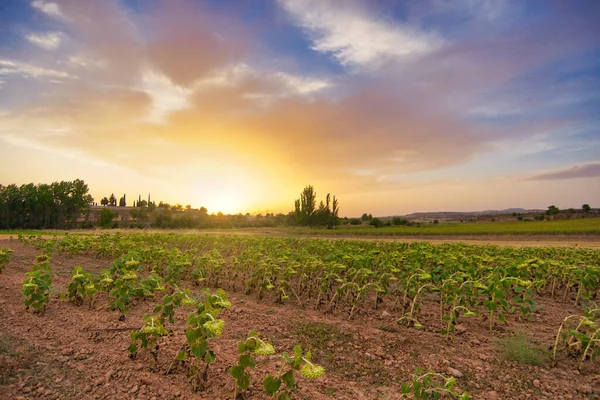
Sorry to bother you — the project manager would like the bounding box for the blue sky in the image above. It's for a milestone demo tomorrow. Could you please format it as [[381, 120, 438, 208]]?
[[0, 0, 598, 214]]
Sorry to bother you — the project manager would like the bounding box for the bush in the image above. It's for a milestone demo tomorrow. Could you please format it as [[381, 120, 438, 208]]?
[[349, 218, 362, 225], [98, 208, 117, 228], [370, 218, 383, 228]]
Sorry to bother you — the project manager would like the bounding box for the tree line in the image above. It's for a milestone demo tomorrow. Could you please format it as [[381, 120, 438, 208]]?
[[0, 180, 93, 229], [294, 185, 340, 228]]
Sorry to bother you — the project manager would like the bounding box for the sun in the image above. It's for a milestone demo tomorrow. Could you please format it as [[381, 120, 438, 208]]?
[[203, 188, 245, 214]]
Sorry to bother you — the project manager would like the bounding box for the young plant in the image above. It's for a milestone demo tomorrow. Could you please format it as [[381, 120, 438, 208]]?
[[22, 255, 53, 314], [441, 306, 476, 339], [551, 308, 600, 371], [263, 345, 325, 399], [66, 266, 97, 306], [109, 270, 139, 319], [169, 289, 231, 392], [230, 331, 275, 399], [128, 314, 169, 370], [400, 368, 470, 399], [153, 288, 197, 325], [0, 247, 13, 273]]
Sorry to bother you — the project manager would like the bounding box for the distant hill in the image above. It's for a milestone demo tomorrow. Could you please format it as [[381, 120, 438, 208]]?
[[397, 208, 545, 222]]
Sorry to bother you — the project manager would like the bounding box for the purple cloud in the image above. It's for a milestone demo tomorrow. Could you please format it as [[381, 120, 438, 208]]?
[[529, 163, 600, 180]]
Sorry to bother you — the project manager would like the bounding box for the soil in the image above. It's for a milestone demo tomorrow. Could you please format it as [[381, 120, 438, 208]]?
[[1, 240, 599, 400]]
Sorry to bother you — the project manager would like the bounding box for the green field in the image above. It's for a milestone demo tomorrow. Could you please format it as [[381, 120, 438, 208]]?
[[292, 218, 600, 236], [1, 217, 599, 238]]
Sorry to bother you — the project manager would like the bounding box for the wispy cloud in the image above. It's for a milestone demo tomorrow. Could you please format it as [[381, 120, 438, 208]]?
[[278, 0, 443, 69], [529, 163, 600, 181], [25, 32, 63, 50], [0, 60, 72, 79], [31, 0, 67, 20]]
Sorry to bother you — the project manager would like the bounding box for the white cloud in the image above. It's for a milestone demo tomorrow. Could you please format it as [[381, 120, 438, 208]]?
[[275, 72, 330, 94], [31, 0, 67, 20], [25, 32, 63, 50], [139, 70, 192, 124], [0, 60, 72, 79], [197, 63, 330, 96], [278, 0, 443, 68]]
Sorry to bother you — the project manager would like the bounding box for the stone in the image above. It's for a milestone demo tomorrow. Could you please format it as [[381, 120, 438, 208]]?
[[446, 367, 463, 378]]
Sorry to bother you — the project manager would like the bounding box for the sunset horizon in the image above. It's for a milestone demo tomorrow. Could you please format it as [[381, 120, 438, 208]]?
[[1, 0, 598, 216]]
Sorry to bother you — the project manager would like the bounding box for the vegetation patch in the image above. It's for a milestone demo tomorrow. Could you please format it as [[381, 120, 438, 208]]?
[[498, 332, 548, 366]]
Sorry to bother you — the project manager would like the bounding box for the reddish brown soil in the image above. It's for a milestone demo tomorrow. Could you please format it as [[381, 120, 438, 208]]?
[[1, 241, 599, 400]]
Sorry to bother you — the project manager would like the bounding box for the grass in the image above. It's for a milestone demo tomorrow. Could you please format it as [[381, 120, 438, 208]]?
[[497, 332, 548, 366], [290, 218, 600, 236]]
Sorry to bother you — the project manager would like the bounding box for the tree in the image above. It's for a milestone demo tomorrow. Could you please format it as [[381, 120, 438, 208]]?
[[119, 194, 127, 207], [361, 213, 372, 221], [369, 218, 383, 228], [109, 193, 117, 207], [98, 207, 117, 228], [329, 195, 339, 228], [349, 218, 362, 225], [582, 204, 591, 213], [294, 185, 317, 226], [546, 205, 560, 216], [100, 197, 109, 206]]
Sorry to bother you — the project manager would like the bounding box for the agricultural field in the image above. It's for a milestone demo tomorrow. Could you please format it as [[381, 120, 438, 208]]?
[[0, 233, 599, 399], [299, 218, 600, 237]]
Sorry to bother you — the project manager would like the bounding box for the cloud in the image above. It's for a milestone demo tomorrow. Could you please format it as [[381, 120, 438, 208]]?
[[31, 0, 67, 20], [143, 0, 247, 87], [25, 32, 64, 50], [278, 0, 443, 68], [0, 59, 72, 79], [529, 163, 600, 181]]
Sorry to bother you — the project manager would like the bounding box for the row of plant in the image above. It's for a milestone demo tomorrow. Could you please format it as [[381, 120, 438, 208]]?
[[15, 233, 600, 372]]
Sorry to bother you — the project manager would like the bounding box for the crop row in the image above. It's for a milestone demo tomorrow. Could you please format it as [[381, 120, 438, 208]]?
[[15, 233, 600, 373]]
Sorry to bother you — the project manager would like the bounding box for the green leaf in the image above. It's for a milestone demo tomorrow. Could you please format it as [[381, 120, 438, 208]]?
[[230, 365, 245, 380], [401, 382, 411, 394], [190, 341, 207, 358], [238, 373, 251, 390], [264, 374, 282, 395], [239, 354, 256, 369], [281, 370, 295, 389], [237, 342, 246, 354], [176, 350, 188, 361], [204, 349, 216, 363], [277, 391, 293, 400], [293, 345, 302, 357], [186, 327, 201, 343]]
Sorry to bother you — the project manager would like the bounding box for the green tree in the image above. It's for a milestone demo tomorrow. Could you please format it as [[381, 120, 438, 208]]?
[[98, 208, 117, 228], [370, 218, 383, 228], [294, 185, 317, 226], [101, 197, 109, 206], [546, 205, 560, 216], [109, 193, 117, 207], [582, 204, 591, 213]]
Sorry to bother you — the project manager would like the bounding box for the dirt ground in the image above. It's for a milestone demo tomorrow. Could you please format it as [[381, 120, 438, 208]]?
[[1, 241, 599, 400]]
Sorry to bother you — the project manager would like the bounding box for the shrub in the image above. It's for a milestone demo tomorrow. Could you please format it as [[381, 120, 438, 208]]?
[[498, 332, 547, 366], [98, 208, 117, 228]]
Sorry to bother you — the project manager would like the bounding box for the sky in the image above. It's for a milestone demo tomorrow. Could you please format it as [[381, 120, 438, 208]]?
[[0, 0, 598, 216]]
